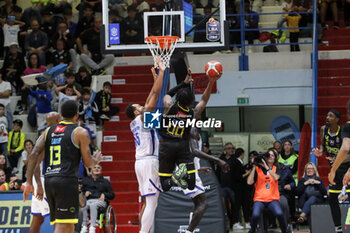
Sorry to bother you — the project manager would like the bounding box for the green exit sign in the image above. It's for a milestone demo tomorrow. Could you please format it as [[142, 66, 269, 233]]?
[[237, 97, 249, 105]]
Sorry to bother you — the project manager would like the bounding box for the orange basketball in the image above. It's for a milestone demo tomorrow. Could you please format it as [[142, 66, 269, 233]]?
[[205, 60, 223, 79]]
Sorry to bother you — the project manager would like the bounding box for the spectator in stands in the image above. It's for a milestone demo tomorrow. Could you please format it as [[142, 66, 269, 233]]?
[[242, 151, 256, 227], [0, 174, 22, 191], [279, 140, 298, 181], [2, 15, 25, 52], [22, 0, 42, 26], [243, 0, 260, 52], [18, 139, 34, 181], [75, 4, 95, 38], [21, 53, 47, 114], [25, 19, 48, 65], [150, 0, 164, 12], [277, 0, 293, 36], [80, 164, 115, 233], [215, 142, 236, 229], [0, 73, 12, 130], [29, 82, 52, 129], [0, 154, 12, 182], [292, 0, 312, 31], [40, 10, 56, 48], [0, 104, 8, 155], [52, 21, 77, 72], [226, 4, 240, 53], [13, 6, 27, 50], [79, 89, 98, 146], [65, 71, 83, 93], [76, 66, 92, 90], [273, 141, 283, 154], [232, 148, 248, 230], [63, 8, 77, 35], [247, 150, 287, 233], [55, 84, 82, 113], [295, 162, 327, 224], [78, 116, 97, 152], [95, 81, 119, 121], [136, 0, 150, 14], [77, 17, 114, 75], [320, 0, 339, 29], [1, 42, 25, 94], [120, 6, 144, 44], [7, 119, 25, 170], [276, 150, 295, 232], [50, 38, 72, 71], [0, 169, 9, 190], [0, 0, 16, 31], [286, 11, 301, 52]]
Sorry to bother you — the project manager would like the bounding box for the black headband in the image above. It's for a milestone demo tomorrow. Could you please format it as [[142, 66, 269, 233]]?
[[329, 109, 341, 119]]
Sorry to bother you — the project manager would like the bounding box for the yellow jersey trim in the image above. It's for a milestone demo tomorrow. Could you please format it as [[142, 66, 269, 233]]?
[[328, 125, 340, 137], [59, 121, 75, 125], [51, 219, 79, 225], [329, 189, 350, 193], [158, 172, 172, 177], [187, 170, 196, 174], [177, 103, 189, 112]]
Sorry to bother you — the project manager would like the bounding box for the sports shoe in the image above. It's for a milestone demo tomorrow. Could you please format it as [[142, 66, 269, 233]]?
[[100, 114, 110, 120], [171, 163, 188, 188], [287, 224, 293, 233], [89, 226, 96, 233], [245, 223, 251, 229], [80, 225, 88, 233], [335, 225, 343, 232], [233, 223, 244, 230]]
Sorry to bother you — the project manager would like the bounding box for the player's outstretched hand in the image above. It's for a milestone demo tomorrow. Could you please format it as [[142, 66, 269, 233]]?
[[312, 148, 323, 157], [219, 160, 230, 173], [184, 68, 193, 84], [156, 56, 166, 72], [329, 170, 336, 185], [343, 169, 350, 186], [36, 183, 44, 201], [23, 183, 34, 202], [210, 71, 222, 82], [151, 67, 157, 80], [92, 150, 103, 164]]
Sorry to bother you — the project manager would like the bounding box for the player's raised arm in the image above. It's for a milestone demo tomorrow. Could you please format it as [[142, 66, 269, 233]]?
[[194, 73, 221, 120], [75, 127, 102, 168], [163, 68, 193, 113], [141, 58, 166, 122]]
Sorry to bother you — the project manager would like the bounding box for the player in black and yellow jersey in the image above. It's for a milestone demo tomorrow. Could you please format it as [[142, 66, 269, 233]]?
[[24, 100, 102, 233], [313, 109, 343, 233], [158, 69, 221, 192]]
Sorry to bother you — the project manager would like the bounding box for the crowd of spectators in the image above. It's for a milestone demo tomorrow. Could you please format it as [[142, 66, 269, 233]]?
[[212, 140, 326, 232]]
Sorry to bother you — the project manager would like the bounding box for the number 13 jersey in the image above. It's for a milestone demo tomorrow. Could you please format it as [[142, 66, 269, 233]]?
[[44, 122, 81, 178], [130, 115, 159, 160]]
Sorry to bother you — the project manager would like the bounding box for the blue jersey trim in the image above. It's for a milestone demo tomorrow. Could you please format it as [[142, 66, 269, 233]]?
[[149, 178, 162, 192], [150, 130, 155, 156], [71, 127, 80, 149], [195, 185, 204, 191], [141, 193, 156, 197], [185, 191, 196, 195]]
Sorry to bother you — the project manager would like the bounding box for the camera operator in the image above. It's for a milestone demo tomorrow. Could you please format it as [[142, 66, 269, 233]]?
[[247, 149, 287, 233]]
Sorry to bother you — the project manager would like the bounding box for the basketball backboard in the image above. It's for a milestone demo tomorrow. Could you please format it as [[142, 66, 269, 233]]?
[[101, 0, 228, 54]]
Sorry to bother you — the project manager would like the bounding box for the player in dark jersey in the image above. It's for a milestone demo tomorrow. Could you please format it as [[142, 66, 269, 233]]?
[[24, 100, 102, 233], [186, 127, 229, 233], [313, 109, 343, 233], [158, 68, 221, 194]]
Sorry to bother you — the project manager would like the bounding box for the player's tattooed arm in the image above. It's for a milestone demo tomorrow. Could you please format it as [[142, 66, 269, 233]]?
[[194, 79, 215, 119]]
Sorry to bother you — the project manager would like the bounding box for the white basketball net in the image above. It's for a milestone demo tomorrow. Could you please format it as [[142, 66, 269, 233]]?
[[145, 37, 179, 69]]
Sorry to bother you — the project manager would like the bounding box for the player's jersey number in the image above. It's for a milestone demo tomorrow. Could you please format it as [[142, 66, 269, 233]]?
[[49, 145, 61, 166], [167, 122, 184, 137]]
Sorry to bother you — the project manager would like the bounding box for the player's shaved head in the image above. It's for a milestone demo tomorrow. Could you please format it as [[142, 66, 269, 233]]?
[[46, 112, 61, 126]]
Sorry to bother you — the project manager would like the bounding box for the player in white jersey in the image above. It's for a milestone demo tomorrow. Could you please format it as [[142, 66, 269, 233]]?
[[27, 112, 61, 233], [179, 127, 229, 233], [125, 58, 165, 233]]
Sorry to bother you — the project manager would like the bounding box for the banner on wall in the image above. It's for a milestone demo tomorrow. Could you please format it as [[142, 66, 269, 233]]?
[[212, 133, 249, 162], [0, 191, 53, 233], [249, 133, 276, 152]]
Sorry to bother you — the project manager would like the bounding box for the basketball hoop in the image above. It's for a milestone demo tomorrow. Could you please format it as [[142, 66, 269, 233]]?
[[145, 36, 179, 69]]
